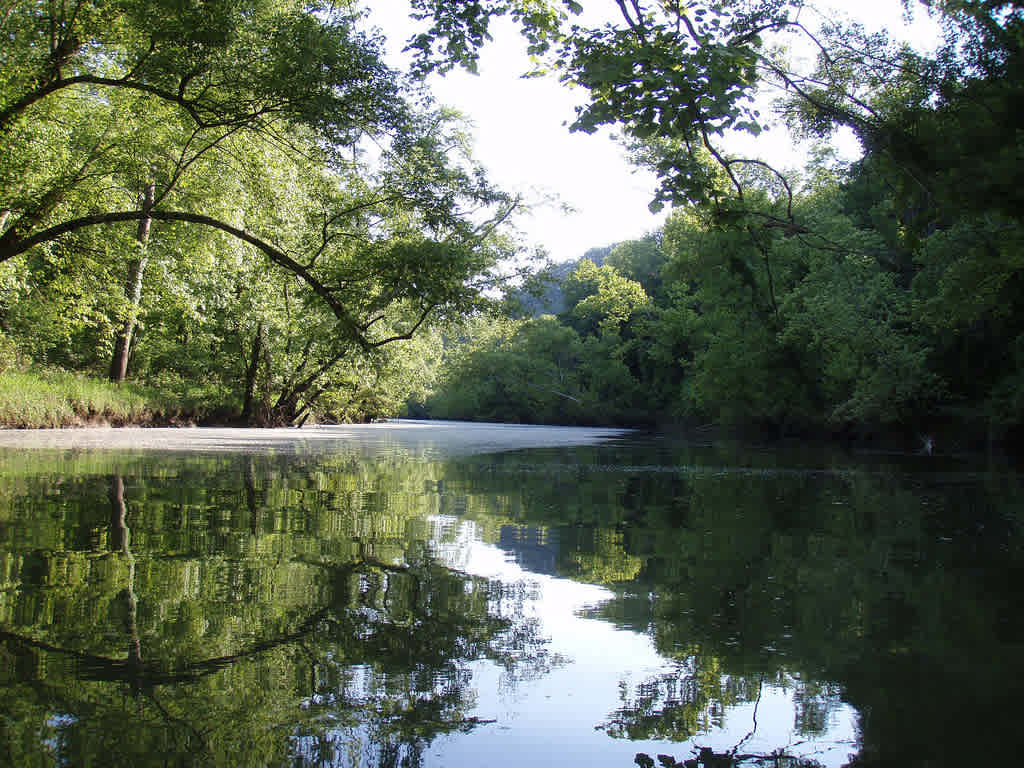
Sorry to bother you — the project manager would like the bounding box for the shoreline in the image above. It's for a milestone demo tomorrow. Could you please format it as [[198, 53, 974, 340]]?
[[0, 420, 634, 456]]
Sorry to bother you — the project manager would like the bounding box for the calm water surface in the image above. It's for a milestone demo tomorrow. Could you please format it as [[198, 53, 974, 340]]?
[[0, 423, 1021, 767]]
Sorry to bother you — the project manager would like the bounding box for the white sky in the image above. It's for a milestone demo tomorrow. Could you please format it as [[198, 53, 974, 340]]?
[[365, 1, 941, 263]]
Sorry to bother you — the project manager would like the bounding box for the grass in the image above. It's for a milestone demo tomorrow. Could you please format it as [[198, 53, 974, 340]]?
[[0, 368, 190, 428]]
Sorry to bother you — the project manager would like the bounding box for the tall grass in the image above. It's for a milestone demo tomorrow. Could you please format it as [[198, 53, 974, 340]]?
[[0, 369, 185, 428]]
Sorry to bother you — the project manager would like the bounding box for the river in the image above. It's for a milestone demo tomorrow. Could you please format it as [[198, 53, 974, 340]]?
[[0, 422, 1020, 767]]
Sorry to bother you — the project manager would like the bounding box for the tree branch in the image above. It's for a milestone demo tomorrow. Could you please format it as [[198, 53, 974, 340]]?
[[0, 209, 372, 347], [0, 74, 265, 132], [369, 303, 438, 348]]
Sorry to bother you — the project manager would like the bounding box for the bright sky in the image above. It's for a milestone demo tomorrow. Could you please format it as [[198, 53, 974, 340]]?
[[365, 2, 941, 263]]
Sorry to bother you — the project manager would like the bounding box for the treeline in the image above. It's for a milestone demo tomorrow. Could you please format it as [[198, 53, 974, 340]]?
[[424, 144, 1023, 448], [2, 1, 1022, 446], [415, 1, 1024, 450]]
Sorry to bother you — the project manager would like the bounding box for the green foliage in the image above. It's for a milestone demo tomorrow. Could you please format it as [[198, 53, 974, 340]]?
[[563, 259, 650, 337], [407, 0, 1024, 446], [0, 332, 26, 373], [426, 256, 656, 426], [426, 314, 588, 424], [407, 1, 794, 208], [2, 0, 1022, 443], [0, 0, 520, 425], [782, 253, 942, 425], [605, 235, 668, 297], [0, 0, 404, 139]]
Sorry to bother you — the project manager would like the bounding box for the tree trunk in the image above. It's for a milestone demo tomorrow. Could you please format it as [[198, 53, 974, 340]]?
[[242, 323, 265, 424], [109, 476, 143, 671], [109, 182, 154, 382], [267, 349, 348, 426], [0, 214, 9, 331]]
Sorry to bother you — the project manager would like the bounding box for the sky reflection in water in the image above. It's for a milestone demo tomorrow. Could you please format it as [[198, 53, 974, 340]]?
[[423, 516, 859, 768], [0, 424, 1020, 768]]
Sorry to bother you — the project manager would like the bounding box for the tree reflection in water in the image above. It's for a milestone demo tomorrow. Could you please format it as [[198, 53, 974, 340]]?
[[0, 456, 556, 767], [0, 441, 1022, 768]]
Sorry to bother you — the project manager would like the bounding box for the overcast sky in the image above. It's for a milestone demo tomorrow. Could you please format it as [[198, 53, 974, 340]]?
[[366, 2, 941, 263]]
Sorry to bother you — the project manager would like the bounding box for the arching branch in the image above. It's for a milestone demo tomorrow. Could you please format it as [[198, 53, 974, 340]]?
[[0, 74, 258, 133], [0, 209, 371, 346], [723, 158, 796, 220]]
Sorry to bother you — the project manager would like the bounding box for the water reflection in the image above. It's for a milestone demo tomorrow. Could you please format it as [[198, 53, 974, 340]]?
[[0, 435, 1021, 768]]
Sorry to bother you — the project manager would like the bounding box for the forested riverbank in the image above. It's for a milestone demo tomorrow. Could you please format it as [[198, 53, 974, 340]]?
[[2, 2, 1022, 452]]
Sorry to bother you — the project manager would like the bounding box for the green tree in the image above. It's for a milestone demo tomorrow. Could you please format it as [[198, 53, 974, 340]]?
[[605, 235, 667, 297], [427, 314, 590, 424], [0, 1, 521, 424], [408, 1, 801, 212], [562, 259, 650, 338], [774, 2, 1024, 438]]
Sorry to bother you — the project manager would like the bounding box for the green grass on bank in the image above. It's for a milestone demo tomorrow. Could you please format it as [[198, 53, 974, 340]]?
[[0, 368, 191, 428]]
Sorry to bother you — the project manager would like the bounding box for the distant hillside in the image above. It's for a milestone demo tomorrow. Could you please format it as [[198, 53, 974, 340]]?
[[506, 244, 615, 317]]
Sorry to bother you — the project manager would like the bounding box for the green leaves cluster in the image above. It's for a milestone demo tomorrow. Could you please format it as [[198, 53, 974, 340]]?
[[424, 254, 654, 426], [426, 141, 1015, 443], [0, 0, 520, 425], [407, 1, 795, 208]]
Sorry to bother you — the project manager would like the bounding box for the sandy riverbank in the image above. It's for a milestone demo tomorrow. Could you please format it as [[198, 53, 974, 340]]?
[[0, 419, 632, 456]]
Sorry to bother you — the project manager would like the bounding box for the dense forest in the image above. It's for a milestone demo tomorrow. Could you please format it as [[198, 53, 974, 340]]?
[[1, 1, 1022, 449]]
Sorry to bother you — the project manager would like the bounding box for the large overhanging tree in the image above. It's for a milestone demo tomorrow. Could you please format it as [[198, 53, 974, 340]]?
[[406, 0, 1022, 225], [406, 1, 806, 209], [0, 0, 405, 244], [0, 0, 519, 416]]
